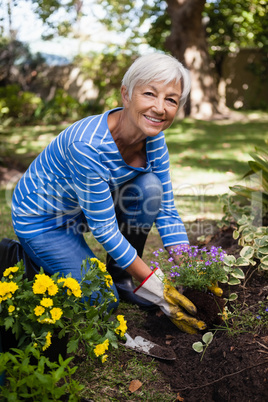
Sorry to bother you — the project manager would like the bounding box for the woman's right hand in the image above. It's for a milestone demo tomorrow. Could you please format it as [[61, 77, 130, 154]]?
[[134, 268, 206, 334]]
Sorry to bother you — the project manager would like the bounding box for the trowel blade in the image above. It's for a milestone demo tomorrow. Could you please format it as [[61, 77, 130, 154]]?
[[123, 333, 176, 361]]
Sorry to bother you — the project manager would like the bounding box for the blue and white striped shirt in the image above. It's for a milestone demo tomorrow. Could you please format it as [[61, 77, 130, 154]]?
[[12, 109, 188, 268]]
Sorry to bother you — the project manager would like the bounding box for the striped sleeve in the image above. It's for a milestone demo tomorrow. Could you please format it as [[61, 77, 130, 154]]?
[[66, 141, 137, 268]]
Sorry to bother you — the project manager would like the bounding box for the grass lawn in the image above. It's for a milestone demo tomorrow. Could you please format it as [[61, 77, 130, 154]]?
[[0, 111, 267, 400]]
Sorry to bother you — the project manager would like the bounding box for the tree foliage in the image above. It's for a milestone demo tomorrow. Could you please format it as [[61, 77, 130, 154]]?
[[95, 0, 268, 52], [204, 0, 268, 52], [0, 0, 80, 40]]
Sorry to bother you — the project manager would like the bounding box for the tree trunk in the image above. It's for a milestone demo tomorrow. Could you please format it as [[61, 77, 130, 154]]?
[[165, 0, 226, 119]]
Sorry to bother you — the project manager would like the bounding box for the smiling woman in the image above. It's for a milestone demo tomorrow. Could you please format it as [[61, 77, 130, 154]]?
[[9, 53, 206, 335]]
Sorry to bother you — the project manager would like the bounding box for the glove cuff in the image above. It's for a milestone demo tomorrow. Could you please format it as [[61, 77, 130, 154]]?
[[133, 267, 158, 293], [133, 267, 166, 307]]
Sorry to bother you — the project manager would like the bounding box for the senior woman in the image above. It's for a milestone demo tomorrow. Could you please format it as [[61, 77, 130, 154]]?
[[11, 53, 206, 334]]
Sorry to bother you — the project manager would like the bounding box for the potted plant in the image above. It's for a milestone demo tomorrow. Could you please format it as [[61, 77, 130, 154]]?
[[150, 245, 245, 327]]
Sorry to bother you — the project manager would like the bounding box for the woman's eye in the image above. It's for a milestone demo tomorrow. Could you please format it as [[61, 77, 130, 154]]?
[[167, 98, 177, 105], [144, 92, 154, 96]]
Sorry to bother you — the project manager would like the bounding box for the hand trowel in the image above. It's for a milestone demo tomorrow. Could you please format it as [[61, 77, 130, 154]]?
[[122, 332, 176, 361]]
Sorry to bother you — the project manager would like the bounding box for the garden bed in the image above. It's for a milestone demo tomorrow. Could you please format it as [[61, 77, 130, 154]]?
[[85, 222, 268, 401]]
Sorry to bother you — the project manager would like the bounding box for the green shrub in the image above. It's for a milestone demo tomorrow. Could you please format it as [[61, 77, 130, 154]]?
[[0, 84, 42, 124], [0, 345, 83, 401], [233, 214, 268, 271], [35, 89, 85, 124], [230, 141, 268, 224]]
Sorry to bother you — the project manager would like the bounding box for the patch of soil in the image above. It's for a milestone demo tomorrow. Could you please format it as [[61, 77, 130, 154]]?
[[183, 289, 225, 327], [125, 222, 268, 401]]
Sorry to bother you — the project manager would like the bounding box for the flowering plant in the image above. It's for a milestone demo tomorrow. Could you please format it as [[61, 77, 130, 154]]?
[[0, 257, 127, 363], [151, 244, 244, 295]]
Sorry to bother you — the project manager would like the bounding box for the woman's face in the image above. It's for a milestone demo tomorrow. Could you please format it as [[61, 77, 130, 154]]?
[[121, 79, 182, 137]]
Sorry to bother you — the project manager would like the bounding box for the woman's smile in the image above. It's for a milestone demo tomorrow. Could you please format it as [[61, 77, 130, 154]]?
[[121, 80, 182, 138], [144, 115, 164, 123]]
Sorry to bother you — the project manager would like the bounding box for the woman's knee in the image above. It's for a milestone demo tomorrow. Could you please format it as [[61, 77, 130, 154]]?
[[135, 172, 163, 200], [136, 173, 163, 217]]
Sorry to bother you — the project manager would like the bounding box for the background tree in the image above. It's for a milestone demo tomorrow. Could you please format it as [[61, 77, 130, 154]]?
[[97, 0, 267, 117], [0, 0, 267, 117]]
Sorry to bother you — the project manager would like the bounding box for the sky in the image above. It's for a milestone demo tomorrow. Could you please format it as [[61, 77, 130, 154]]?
[[1, 0, 126, 60]]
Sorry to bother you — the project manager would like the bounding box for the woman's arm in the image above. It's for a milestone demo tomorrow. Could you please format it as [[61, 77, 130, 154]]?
[[125, 255, 152, 282]]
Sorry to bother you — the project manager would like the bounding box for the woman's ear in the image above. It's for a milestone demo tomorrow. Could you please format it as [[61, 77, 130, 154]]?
[[121, 85, 130, 107]]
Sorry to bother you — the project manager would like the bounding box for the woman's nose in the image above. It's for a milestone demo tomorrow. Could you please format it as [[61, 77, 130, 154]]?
[[152, 97, 165, 114]]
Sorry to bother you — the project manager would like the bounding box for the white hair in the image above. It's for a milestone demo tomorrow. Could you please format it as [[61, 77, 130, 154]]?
[[121, 53, 191, 109]]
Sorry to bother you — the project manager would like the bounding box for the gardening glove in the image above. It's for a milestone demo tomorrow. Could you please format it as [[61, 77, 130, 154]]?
[[134, 268, 206, 334], [207, 282, 223, 297]]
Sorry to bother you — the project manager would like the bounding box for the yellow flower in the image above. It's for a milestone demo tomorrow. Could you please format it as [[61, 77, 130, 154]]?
[[98, 261, 107, 273], [47, 282, 59, 296], [3, 267, 19, 277], [90, 258, 107, 272], [50, 307, 63, 322], [43, 331, 52, 351], [40, 298, 53, 308], [115, 315, 127, 337], [90, 257, 100, 266], [8, 305, 15, 313], [222, 307, 229, 321], [59, 277, 82, 298], [104, 274, 113, 288], [0, 281, 18, 301], [34, 305, 45, 317], [38, 318, 54, 324], [94, 339, 109, 357], [101, 354, 108, 363], [32, 274, 58, 296]]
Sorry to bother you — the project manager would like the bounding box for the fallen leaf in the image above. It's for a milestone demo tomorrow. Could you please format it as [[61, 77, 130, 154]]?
[[129, 379, 142, 393], [261, 336, 268, 344], [166, 335, 175, 340], [176, 392, 184, 401], [230, 346, 235, 351]]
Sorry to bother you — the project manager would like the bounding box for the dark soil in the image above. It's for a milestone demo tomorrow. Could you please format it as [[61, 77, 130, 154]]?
[[124, 222, 268, 401]]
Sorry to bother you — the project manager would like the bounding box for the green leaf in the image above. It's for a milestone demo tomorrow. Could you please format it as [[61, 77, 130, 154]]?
[[235, 257, 250, 266], [244, 233, 255, 242], [223, 254, 236, 266], [4, 316, 14, 330], [228, 277, 241, 285], [240, 246, 254, 259], [227, 293, 238, 301], [192, 342, 203, 353], [255, 236, 268, 246], [231, 268, 245, 279], [202, 332, 213, 345], [67, 338, 79, 354], [219, 275, 228, 283], [233, 230, 240, 240], [260, 255, 268, 265], [259, 263, 268, 270], [258, 246, 268, 255]]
